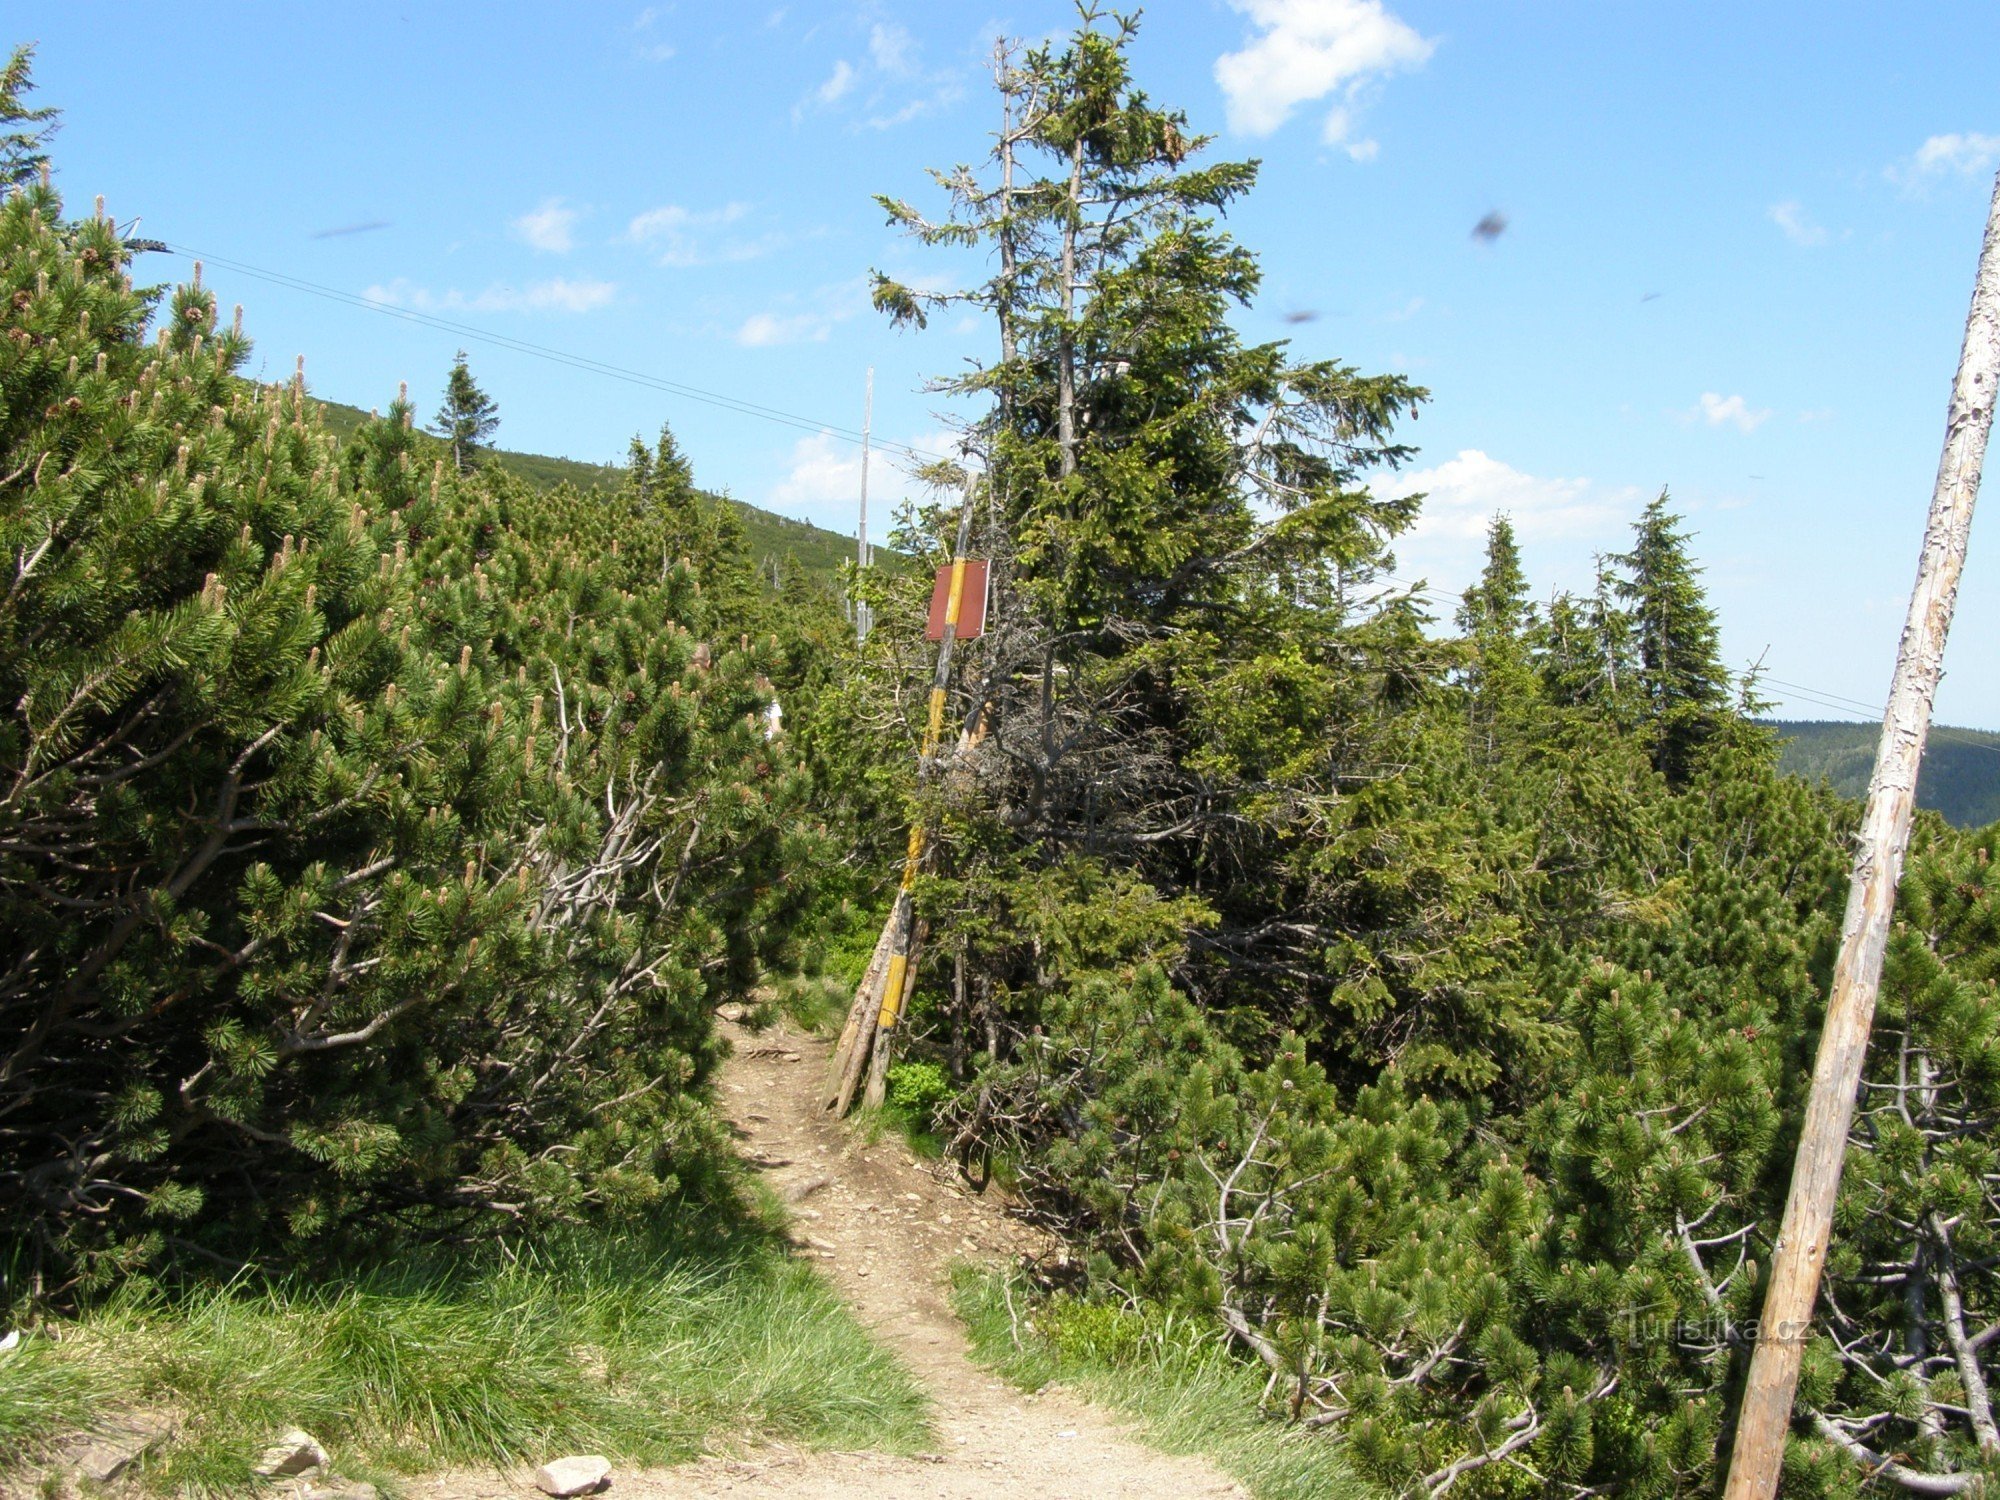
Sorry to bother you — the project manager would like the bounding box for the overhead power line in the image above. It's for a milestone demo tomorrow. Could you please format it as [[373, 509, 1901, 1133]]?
[[158, 242, 956, 468], [159, 246, 1988, 740]]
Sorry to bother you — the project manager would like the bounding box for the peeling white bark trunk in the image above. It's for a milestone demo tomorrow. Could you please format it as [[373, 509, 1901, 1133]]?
[[1726, 168, 2000, 1499]]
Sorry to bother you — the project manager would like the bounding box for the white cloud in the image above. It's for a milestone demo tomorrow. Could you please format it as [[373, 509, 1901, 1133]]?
[[735, 280, 866, 346], [630, 7, 674, 60], [794, 26, 959, 131], [1214, 0, 1433, 145], [1768, 200, 1827, 247], [865, 82, 964, 131], [512, 197, 579, 254], [770, 431, 862, 510], [1383, 449, 1626, 546], [626, 201, 770, 266], [869, 22, 916, 76], [814, 59, 855, 104], [1691, 392, 1771, 433], [737, 310, 834, 347], [768, 427, 955, 530], [362, 277, 616, 315], [1378, 449, 1641, 600], [1893, 132, 2000, 187]]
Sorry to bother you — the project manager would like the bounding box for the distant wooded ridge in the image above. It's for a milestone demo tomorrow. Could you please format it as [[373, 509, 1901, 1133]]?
[[314, 395, 873, 583], [1771, 719, 2000, 828]]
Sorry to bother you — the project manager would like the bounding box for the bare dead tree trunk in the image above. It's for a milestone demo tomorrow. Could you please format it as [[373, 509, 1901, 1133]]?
[[1055, 132, 1083, 482], [1724, 167, 2000, 1500], [996, 38, 1022, 376]]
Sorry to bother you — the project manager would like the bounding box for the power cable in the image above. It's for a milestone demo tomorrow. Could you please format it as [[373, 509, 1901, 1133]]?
[[156, 247, 1991, 739], [158, 241, 957, 468]]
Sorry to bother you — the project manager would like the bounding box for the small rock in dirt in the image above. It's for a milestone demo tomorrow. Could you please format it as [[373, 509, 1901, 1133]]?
[[535, 1455, 612, 1497], [65, 1414, 177, 1483], [304, 1480, 380, 1500], [783, 1173, 833, 1203], [903, 1193, 921, 1202], [717, 1003, 747, 1022], [805, 1235, 837, 1252], [256, 1428, 330, 1478]]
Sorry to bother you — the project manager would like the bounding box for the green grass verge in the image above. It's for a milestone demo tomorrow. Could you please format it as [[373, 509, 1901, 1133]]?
[[2, 1220, 930, 1494], [952, 1266, 1379, 1500]]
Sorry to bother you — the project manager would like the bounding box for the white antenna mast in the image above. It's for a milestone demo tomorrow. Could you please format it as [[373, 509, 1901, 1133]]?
[[857, 366, 874, 642]]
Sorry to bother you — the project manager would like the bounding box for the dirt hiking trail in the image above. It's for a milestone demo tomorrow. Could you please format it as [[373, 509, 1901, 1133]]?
[[655, 1013, 1243, 1497], [425, 1014, 1244, 1500], [420, 1016, 1232, 1500]]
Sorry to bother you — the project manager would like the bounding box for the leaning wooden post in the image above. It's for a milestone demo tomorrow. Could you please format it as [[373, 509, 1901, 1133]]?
[[1724, 167, 2000, 1500], [826, 480, 981, 1114]]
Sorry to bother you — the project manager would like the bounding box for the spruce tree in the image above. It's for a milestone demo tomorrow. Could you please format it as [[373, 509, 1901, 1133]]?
[[0, 44, 57, 190], [1457, 513, 1532, 641], [867, 12, 1444, 1071], [1613, 491, 1728, 782], [432, 349, 499, 474], [1458, 514, 1539, 758]]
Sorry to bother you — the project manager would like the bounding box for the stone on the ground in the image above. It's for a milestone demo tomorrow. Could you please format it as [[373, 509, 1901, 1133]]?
[[717, 1002, 747, 1022], [255, 1428, 330, 1477], [304, 1481, 380, 1500], [534, 1455, 613, 1496], [65, 1414, 177, 1483], [782, 1173, 833, 1202]]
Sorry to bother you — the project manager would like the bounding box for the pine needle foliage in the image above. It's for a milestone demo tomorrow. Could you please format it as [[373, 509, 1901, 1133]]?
[[0, 183, 814, 1296]]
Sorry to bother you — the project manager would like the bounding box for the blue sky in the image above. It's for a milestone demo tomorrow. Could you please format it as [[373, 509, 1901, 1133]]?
[[22, 2, 2000, 728]]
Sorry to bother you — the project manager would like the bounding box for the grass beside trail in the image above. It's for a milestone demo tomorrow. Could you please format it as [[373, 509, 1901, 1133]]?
[[953, 1267, 1378, 1500], [1, 1219, 930, 1494]]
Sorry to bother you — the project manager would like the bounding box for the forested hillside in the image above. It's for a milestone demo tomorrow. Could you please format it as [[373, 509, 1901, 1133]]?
[[1772, 718, 2000, 828], [314, 395, 871, 584], [5, 17, 1999, 1500]]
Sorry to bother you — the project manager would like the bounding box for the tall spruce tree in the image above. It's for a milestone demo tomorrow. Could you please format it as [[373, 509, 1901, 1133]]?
[[432, 349, 499, 474], [1614, 491, 1728, 782], [1458, 514, 1538, 757], [1457, 513, 1532, 641]]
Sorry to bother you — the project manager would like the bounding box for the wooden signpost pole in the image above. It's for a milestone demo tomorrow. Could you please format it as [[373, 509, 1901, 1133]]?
[[826, 480, 982, 1115], [1723, 168, 2000, 1499]]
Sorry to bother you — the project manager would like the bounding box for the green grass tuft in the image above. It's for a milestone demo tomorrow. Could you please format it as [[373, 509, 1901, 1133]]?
[[2, 1221, 929, 1494], [952, 1266, 1379, 1500]]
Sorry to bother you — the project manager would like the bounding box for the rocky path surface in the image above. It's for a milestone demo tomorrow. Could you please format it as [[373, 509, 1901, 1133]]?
[[620, 1013, 1246, 1499], [560, 1014, 1243, 1499]]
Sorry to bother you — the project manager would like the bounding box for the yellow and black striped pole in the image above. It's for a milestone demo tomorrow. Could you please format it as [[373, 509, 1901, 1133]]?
[[858, 484, 980, 1110]]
